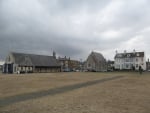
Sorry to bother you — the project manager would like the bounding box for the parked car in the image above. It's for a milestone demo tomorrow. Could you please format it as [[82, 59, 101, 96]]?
[[107, 69, 113, 72], [75, 70, 79, 72]]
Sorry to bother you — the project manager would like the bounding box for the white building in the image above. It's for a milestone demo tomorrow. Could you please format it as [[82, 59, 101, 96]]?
[[0, 60, 4, 72], [114, 51, 146, 71]]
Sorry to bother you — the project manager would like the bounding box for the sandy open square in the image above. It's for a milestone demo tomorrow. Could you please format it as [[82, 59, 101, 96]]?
[[0, 72, 150, 113]]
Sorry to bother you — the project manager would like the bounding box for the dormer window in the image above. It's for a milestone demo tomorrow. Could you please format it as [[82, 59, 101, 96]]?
[[127, 54, 130, 57], [118, 54, 122, 57]]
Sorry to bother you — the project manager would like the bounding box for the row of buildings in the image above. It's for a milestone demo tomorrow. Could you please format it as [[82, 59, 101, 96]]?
[[0, 50, 149, 74], [1, 52, 81, 74], [85, 50, 149, 71]]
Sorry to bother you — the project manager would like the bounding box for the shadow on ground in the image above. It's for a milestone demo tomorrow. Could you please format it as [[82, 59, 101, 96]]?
[[0, 76, 123, 107]]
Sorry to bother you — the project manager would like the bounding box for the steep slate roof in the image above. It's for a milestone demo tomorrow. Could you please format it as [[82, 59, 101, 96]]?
[[115, 52, 144, 59], [91, 51, 106, 62], [11, 52, 60, 67]]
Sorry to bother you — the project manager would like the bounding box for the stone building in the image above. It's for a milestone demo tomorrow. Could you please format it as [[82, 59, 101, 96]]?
[[3, 52, 61, 74], [85, 51, 107, 72], [58, 56, 80, 72]]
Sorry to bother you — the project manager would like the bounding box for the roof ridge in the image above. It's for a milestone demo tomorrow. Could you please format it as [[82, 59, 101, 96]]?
[[91, 51, 105, 62], [117, 51, 144, 54], [11, 52, 52, 57]]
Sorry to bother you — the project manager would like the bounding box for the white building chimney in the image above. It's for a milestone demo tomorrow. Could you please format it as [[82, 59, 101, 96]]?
[[115, 50, 118, 54], [124, 50, 127, 53]]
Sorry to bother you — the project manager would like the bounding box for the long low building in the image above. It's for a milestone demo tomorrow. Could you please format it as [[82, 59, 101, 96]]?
[[3, 52, 61, 74]]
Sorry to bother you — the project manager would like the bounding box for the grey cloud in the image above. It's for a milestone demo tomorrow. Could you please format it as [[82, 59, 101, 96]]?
[[0, 0, 150, 60]]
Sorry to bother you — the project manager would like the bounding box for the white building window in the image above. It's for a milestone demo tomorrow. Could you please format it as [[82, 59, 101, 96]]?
[[141, 58, 143, 62], [125, 59, 130, 62]]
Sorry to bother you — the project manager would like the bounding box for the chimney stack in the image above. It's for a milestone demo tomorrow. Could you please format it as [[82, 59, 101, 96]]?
[[115, 50, 118, 54], [124, 50, 127, 53], [53, 51, 56, 59]]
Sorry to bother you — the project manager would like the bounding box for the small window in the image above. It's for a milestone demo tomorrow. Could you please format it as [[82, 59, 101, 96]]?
[[141, 58, 143, 62], [30, 67, 32, 70], [137, 53, 139, 56]]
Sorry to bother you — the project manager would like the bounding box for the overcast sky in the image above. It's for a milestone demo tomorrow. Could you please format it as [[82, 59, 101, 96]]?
[[0, 0, 150, 61]]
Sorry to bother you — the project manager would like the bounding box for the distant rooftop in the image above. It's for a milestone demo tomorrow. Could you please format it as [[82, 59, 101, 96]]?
[[115, 51, 144, 58], [89, 51, 106, 62]]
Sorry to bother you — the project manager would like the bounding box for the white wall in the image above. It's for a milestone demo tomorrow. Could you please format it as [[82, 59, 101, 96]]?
[[0, 61, 4, 72], [0, 61, 4, 65], [114, 54, 146, 70]]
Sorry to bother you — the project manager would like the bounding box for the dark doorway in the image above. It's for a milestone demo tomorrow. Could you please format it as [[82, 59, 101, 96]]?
[[4, 63, 13, 73]]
